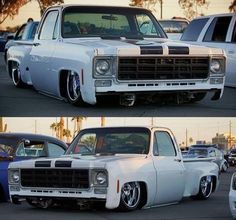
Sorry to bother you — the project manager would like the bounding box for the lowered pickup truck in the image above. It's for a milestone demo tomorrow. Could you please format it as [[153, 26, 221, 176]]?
[[6, 5, 226, 106], [8, 126, 219, 211]]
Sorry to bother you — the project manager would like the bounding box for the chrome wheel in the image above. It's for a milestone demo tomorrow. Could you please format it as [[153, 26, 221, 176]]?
[[120, 182, 141, 210], [66, 71, 80, 102], [199, 176, 213, 199], [12, 65, 21, 86]]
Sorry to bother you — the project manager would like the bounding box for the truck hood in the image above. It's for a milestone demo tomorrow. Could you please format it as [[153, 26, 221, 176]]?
[[63, 37, 224, 56], [9, 154, 147, 169]]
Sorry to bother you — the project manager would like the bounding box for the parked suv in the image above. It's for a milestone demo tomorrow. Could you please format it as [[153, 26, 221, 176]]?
[[180, 13, 236, 87]]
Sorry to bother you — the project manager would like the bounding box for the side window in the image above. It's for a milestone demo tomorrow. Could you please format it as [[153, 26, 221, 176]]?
[[153, 131, 176, 156], [15, 25, 26, 40], [39, 10, 59, 40], [16, 141, 46, 157], [209, 150, 216, 157], [181, 18, 209, 41], [232, 21, 236, 43], [203, 16, 232, 42], [47, 142, 65, 157]]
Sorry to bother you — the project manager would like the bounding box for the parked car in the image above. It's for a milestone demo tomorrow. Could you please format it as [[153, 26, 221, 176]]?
[[228, 148, 236, 166], [0, 133, 67, 202], [4, 21, 39, 62], [229, 172, 236, 219], [159, 18, 189, 40], [0, 31, 11, 52], [8, 126, 219, 210], [185, 145, 229, 172], [180, 13, 236, 87], [6, 5, 226, 106]]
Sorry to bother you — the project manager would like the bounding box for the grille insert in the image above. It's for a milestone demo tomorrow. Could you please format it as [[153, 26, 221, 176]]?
[[21, 169, 89, 189], [118, 57, 209, 81]]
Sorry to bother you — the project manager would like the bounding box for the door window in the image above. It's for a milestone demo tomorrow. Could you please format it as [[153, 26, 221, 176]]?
[[209, 149, 216, 157], [153, 131, 176, 156], [232, 21, 236, 43], [15, 24, 26, 40], [16, 141, 46, 157], [39, 10, 59, 40], [47, 142, 65, 157], [203, 16, 232, 42], [181, 18, 209, 41]]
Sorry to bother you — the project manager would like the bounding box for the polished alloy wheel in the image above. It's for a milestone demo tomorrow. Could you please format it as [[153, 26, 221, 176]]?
[[66, 71, 80, 102], [12, 65, 20, 86], [200, 176, 213, 198], [121, 182, 141, 209]]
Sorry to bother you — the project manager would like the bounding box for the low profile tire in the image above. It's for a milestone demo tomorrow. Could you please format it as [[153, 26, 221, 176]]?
[[221, 162, 228, 172], [26, 198, 53, 209], [66, 71, 84, 106], [191, 92, 207, 102], [118, 182, 141, 211], [11, 62, 26, 88], [193, 176, 213, 200]]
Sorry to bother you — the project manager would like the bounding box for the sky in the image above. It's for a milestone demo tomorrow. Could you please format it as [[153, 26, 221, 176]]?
[[3, 117, 236, 146], [1, 0, 233, 29]]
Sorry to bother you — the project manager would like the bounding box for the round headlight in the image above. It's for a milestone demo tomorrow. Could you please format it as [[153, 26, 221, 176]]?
[[95, 60, 110, 75], [13, 171, 20, 183], [210, 60, 221, 73], [96, 172, 107, 185]]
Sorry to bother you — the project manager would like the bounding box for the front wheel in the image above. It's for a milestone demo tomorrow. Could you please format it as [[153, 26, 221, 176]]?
[[118, 182, 141, 211], [66, 71, 84, 106], [194, 176, 213, 200], [11, 62, 26, 88]]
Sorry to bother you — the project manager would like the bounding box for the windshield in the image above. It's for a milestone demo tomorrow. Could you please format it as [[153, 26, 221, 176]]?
[[159, 20, 188, 34], [62, 6, 166, 39], [188, 149, 208, 157], [66, 127, 150, 155]]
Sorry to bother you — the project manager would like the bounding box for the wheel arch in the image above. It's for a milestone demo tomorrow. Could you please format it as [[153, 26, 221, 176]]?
[[59, 69, 69, 98], [0, 183, 6, 202]]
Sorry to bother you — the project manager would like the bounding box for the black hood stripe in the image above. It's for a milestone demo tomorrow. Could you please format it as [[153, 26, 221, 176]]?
[[35, 161, 51, 167], [55, 160, 72, 167], [140, 46, 163, 55], [168, 46, 189, 54]]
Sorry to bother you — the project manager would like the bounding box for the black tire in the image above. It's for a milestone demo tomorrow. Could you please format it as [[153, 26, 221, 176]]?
[[11, 62, 26, 88], [26, 198, 53, 209], [193, 176, 213, 200], [0, 185, 5, 202], [191, 92, 207, 102], [66, 71, 84, 106], [118, 182, 141, 211]]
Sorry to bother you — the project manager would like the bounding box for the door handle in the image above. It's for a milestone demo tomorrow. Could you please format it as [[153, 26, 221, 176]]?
[[33, 43, 40, 47], [174, 159, 182, 162]]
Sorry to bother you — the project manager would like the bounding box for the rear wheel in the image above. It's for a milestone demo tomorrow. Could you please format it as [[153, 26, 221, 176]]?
[[11, 62, 26, 88], [118, 182, 141, 211], [194, 176, 213, 200], [66, 71, 84, 106]]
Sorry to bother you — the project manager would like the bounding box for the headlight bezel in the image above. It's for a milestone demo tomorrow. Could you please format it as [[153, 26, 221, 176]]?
[[91, 169, 108, 187], [210, 57, 225, 76], [8, 169, 20, 184], [93, 56, 117, 78]]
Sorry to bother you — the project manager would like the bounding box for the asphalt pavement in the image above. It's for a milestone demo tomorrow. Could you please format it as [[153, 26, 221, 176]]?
[[0, 167, 234, 220]]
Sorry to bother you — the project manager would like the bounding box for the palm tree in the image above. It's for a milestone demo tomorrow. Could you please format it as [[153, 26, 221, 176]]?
[[63, 129, 72, 143], [71, 117, 87, 137], [50, 122, 58, 137], [229, 0, 236, 12], [101, 117, 105, 127]]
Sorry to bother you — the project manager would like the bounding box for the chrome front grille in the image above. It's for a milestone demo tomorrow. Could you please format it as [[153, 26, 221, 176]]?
[[21, 169, 89, 189], [118, 57, 209, 81]]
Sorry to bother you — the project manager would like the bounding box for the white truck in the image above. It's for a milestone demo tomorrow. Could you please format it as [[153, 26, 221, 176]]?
[[8, 126, 219, 211], [6, 5, 226, 106]]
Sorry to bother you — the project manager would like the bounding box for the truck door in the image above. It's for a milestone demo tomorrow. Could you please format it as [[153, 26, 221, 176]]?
[[29, 9, 59, 95], [152, 130, 185, 205]]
